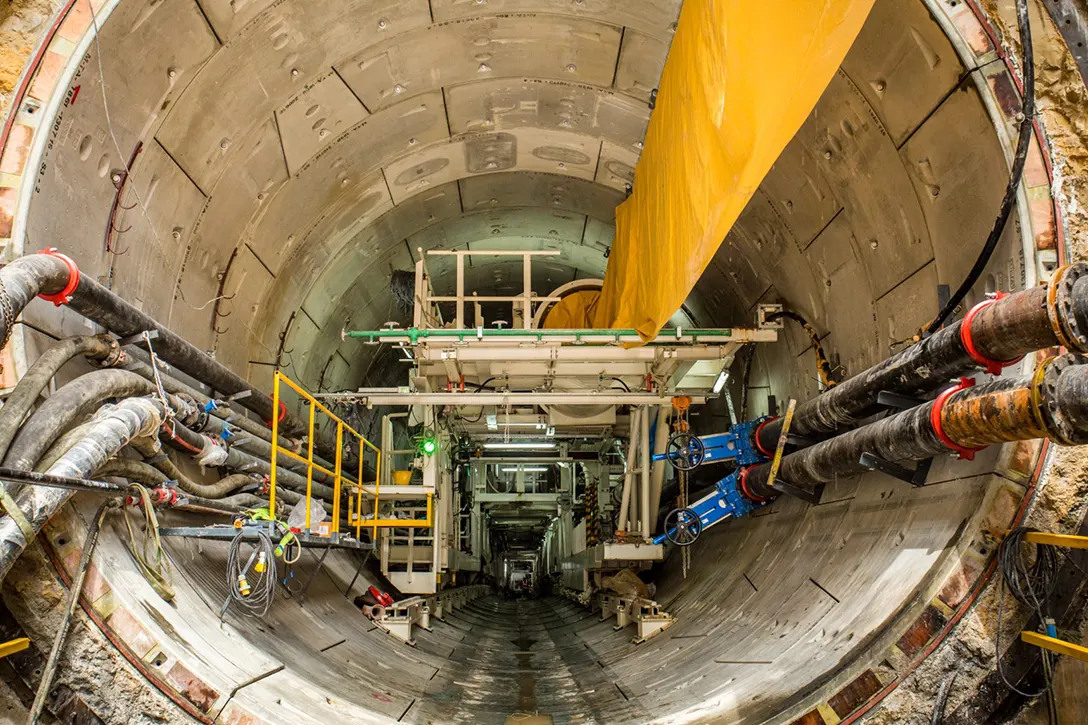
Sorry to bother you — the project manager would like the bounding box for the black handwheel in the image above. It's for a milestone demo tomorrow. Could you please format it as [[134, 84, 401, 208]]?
[[664, 507, 702, 546], [667, 432, 705, 470]]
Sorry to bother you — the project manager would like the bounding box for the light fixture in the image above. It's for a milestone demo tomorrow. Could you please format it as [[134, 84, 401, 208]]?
[[501, 467, 549, 472], [483, 442, 557, 450], [713, 370, 729, 394], [420, 434, 438, 455]]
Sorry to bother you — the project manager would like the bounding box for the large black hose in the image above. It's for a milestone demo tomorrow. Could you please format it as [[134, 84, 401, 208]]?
[[0, 254, 72, 355], [128, 437, 257, 499], [97, 458, 169, 487], [3, 369, 162, 472], [62, 272, 294, 432], [0, 335, 120, 463], [121, 346, 280, 446], [0, 396, 172, 580]]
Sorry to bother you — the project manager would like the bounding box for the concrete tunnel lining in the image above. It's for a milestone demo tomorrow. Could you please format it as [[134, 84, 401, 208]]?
[[0, 0, 1071, 723]]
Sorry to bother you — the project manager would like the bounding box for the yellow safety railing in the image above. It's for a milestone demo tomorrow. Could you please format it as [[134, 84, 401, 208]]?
[[269, 370, 432, 540]]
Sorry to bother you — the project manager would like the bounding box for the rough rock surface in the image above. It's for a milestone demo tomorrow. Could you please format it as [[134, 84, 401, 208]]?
[[1, 538, 191, 724], [0, 0, 63, 118]]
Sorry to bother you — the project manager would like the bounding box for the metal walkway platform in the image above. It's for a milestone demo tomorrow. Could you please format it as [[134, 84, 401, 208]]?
[[158, 524, 375, 550]]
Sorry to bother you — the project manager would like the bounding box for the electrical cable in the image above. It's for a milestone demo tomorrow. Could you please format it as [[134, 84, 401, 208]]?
[[220, 526, 278, 619], [766, 310, 838, 389], [995, 527, 1058, 699], [610, 377, 631, 392], [924, 0, 1034, 334]]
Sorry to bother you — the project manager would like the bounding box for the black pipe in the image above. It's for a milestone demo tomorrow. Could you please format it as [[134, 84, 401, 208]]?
[[62, 273, 296, 431], [0, 335, 121, 463], [27, 499, 116, 725], [3, 369, 161, 472], [0, 465, 127, 494], [745, 363, 1086, 500], [755, 279, 1087, 452]]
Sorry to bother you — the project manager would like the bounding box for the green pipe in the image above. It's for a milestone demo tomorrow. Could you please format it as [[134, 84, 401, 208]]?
[[345, 327, 735, 344]]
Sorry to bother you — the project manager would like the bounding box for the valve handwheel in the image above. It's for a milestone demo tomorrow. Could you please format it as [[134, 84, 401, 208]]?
[[667, 432, 705, 470], [664, 507, 702, 546]]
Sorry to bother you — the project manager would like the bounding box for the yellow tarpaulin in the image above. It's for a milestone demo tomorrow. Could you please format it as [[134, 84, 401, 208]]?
[[547, 0, 875, 337]]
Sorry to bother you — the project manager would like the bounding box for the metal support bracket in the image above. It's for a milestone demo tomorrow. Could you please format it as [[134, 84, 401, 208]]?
[[859, 452, 932, 487], [876, 390, 926, 410], [770, 478, 825, 505], [117, 330, 160, 347]]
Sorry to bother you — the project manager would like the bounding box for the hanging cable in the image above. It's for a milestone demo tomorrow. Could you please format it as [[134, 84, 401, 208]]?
[[221, 526, 278, 619], [925, 0, 1034, 334], [766, 310, 839, 389], [122, 484, 175, 601], [994, 527, 1060, 706]]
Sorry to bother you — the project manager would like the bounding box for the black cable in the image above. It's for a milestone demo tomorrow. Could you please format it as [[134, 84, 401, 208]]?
[[925, 0, 1034, 334], [995, 527, 1058, 699], [610, 377, 631, 392], [766, 310, 838, 388]]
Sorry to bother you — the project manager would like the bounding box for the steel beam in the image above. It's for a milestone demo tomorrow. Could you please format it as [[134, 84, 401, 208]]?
[[326, 392, 702, 407]]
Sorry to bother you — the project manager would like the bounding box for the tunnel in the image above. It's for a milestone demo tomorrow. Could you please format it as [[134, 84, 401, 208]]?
[[0, 0, 1084, 723]]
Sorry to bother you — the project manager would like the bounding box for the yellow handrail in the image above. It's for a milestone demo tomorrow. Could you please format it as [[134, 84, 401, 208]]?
[[269, 370, 431, 541]]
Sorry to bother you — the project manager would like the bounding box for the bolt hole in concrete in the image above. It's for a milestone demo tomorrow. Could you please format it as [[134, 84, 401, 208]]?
[[0, 0, 1081, 723]]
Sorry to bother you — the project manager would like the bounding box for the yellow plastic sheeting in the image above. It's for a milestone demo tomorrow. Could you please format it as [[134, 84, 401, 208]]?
[[543, 289, 599, 329], [587, 0, 875, 339]]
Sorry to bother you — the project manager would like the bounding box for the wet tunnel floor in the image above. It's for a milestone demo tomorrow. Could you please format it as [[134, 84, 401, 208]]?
[[407, 595, 646, 724]]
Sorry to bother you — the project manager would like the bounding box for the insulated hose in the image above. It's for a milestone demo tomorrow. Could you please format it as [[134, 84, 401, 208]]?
[[0, 334, 120, 463]]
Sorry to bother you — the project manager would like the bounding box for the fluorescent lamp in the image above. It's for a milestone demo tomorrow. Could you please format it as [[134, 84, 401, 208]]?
[[713, 370, 729, 394], [483, 442, 557, 450], [501, 467, 549, 472]]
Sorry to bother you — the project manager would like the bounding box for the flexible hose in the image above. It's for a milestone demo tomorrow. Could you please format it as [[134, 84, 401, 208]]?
[[0, 254, 72, 362], [925, 0, 1034, 333], [128, 436, 255, 499], [0, 396, 171, 581], [121, 347, 280, 447], [3, 369, 161, 472], [161, 418, 337, 502], [96, 458, 168, 487], [0, 335, 119, 463]]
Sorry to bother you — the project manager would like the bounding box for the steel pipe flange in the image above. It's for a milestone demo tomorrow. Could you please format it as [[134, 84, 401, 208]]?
[[1049, 264, 1088, 353], [1040, 353, 1088, 445]]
